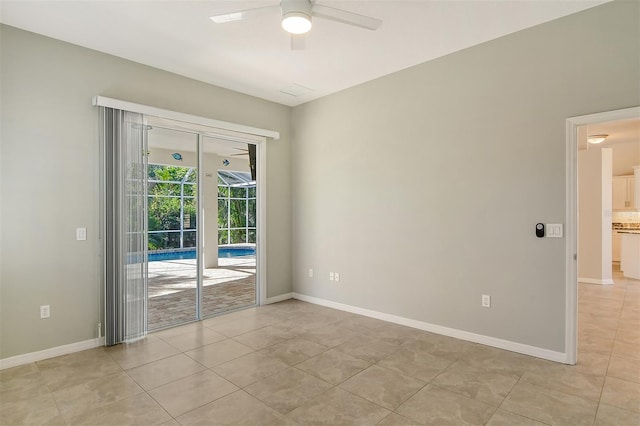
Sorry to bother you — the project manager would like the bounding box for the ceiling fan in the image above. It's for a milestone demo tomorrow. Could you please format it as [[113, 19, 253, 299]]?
[[226, 146, 257, 180], [230, 147, 249, 156], [210, 0, 382, 50]]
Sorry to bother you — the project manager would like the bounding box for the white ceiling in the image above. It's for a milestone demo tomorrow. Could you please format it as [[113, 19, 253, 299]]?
[[0, 0, 611, 107], [580, 119, 640, 147], [577, 118, 640, 176]]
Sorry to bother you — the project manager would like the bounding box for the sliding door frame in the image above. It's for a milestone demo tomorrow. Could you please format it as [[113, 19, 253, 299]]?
[[96, 96, 279, 337], [197, 134, 267, 310], [196, 133, 203, 319]]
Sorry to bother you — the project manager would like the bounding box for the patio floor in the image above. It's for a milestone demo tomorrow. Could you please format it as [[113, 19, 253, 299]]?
[[147, 256, 256, 330]]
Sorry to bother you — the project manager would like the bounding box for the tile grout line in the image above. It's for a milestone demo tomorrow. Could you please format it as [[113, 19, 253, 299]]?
[[593, 274, 639, 424], [589, 287, 623, 426], [5, 292, 637, 425], [579, 269, 638, 426], [148, 333, 244, 423], [36, 361, 68, 425], [491, 375, 554, 426]]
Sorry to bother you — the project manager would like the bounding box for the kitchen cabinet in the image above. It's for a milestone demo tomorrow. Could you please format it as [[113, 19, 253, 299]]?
[[613, 233, 622, 262], [621, 232, 640, 279], [613, 176, 635, 210]]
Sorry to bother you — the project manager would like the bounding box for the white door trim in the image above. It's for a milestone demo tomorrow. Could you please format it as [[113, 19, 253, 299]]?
[[565, 105, 640, 365]]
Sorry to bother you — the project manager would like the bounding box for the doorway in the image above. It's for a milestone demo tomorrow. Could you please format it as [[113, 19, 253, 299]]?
[[145, 117, 260, 331], [566, 106, 640, 364]]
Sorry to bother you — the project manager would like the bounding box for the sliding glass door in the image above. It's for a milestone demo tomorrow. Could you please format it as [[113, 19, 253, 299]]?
[[146, 126, 199, 330], [103, 108, 262, 339], [144, 120, 259, 331], [201, 136, 257, 317]]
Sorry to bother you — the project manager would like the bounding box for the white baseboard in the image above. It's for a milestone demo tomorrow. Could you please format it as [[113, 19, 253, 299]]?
[[0, 338, 105, 370], [265, 293, 293, 304], [578, 277, 614, 285], [1, 292, 288, 370], [292, 293, 567, 364], [1, 293, 568, 369]]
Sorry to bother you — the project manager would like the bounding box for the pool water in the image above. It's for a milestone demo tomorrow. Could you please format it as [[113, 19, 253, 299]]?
[[219, 247, 256, 258], [148, 247, 255, 262]]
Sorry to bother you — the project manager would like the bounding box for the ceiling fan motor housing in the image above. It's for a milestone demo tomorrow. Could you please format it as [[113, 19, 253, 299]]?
[[281, 0, 312, 21]]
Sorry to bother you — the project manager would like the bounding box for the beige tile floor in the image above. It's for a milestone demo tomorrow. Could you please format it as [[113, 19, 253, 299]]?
[[1, 266, 639, 425]]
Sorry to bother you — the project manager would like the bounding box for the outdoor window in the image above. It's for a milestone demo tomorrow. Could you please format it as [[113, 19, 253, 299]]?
[[147, 165, 255, 250], [147, 164, 197, 250], [218, 171, 256, 245]]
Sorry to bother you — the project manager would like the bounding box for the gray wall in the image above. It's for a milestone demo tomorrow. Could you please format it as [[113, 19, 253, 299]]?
[[291, 1, 639, 353], [0, 25, 292, 359]]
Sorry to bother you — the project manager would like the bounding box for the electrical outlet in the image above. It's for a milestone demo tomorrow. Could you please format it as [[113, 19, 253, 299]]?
[[334, 272, 340, 282], [482, 295, 491, 308], [308, 268, 314, 278], [40, 305, 50, 318], [329, 272, 334, 281]]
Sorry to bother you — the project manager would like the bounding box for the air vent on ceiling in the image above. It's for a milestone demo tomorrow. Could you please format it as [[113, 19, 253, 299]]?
[[279, 84, 314, 97]]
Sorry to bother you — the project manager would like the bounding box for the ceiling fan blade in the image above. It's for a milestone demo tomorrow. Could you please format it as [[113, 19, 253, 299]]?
[[311, 4, 382, 31], [210, 5, 278, 23], [291, 34, 306, 50]]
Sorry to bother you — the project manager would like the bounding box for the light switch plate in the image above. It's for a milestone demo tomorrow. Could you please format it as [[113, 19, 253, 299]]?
[[40, 305, 50, 319], [546, 224, 563, 238], [76, 227, 87, 241], [482, 295, 491, 308]]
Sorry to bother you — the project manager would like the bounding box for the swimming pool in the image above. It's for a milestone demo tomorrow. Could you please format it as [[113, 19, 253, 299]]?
[[148, 246, 255, 262]]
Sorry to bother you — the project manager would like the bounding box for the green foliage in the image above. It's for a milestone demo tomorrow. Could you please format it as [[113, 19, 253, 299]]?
[[218, 183, 257, 245], [147, 164, 257, 250], [148, 165, 197, 250], [149, 164, 196, 183]]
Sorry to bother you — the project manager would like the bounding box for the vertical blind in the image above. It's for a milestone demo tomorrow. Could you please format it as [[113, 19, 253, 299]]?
[[102, 108, 147, 345]]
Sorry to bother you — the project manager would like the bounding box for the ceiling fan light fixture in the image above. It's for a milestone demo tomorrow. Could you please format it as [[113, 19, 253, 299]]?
[[282, 12, 311, 34], [587, 134, 608, 144]]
